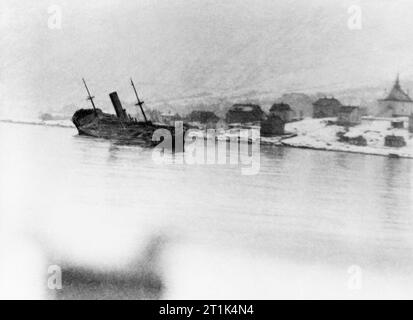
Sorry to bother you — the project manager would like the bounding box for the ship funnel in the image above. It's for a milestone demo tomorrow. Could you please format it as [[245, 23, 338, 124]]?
[[109, 92, 128, 120]]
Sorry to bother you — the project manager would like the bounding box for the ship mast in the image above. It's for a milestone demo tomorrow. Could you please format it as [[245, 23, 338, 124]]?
[[82, 78, 97, 114], [130, 78, 148, 123]]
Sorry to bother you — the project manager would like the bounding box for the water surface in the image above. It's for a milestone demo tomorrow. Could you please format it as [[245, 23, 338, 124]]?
[[1, 122, 412, 299]]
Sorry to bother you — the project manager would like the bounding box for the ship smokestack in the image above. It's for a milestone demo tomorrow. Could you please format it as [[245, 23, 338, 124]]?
[[109, 92, 128, 120]]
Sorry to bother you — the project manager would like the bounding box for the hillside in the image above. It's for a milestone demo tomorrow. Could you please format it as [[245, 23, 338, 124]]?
[[3, 0, 413, 120]]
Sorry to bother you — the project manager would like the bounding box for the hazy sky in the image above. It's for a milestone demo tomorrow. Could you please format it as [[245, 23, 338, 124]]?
[[2, 0, 413, 116]]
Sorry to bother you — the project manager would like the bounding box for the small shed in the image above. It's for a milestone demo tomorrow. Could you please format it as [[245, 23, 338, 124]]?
[[337, 106, 361, 126], [391, 120, 404, 129], [384, 135, 406, 148]]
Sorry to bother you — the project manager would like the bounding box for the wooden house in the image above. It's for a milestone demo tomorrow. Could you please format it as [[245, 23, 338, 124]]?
[[313, 97, 342, 118], [225, 104, 265, 124], [337, 106, 361, 126], [269, 103, 293, 122]]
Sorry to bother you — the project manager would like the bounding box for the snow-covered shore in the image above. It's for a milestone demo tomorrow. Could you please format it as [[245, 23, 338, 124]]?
[[2, 116, 413, 159], [282, 118, 413, 159], [0, 118, 74, 128]]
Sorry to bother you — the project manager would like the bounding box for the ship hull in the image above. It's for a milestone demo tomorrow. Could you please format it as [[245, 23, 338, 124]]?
[[72, 109, 185, 149]]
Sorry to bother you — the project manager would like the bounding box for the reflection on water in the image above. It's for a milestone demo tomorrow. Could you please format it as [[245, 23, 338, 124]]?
[[0, 122, 412, 299]]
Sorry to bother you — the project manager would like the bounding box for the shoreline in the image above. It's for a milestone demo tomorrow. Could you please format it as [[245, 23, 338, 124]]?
[[2, 118, 412, 159], [0, 118, 74, 129], [281, 140, 413, 159]]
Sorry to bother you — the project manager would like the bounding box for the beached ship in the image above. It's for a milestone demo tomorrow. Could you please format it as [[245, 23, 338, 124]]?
[[72, 79, 186, 150]]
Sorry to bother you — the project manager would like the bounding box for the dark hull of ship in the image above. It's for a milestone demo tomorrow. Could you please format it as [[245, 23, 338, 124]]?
[[72, 108, 184, 149]]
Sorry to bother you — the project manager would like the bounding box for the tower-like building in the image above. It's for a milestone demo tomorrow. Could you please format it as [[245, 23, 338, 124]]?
[[378, 75, 413, 117]]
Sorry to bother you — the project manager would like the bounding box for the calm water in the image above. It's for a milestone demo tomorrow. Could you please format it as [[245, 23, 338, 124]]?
[[1, 122, 413, 299]]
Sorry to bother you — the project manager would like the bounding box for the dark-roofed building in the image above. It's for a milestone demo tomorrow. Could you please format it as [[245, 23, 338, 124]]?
[[187, 110, 220, 124], [261, 115, 285, 136], [313, 97, 342, 118], [385, 135, 406, 148], [269, 103, 293, 122], [337, 106, 361, 126], [225, 104, 266, 124], [378, 75, 413, 117], [391, 120, 404, 129]]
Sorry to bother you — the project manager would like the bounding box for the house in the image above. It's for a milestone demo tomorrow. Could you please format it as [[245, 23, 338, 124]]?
[[409, 114, 413, 133], [313, 97, 342, 118], [187, 111, 220, 124], [261, 115, 285, 136], [275, 93, 313, 119], [160, 111, 182, 125], [337, 106, 361, 126], [378, 75, 413, 117], [269, 103, 293, 122], [225, 104, 266, 124]]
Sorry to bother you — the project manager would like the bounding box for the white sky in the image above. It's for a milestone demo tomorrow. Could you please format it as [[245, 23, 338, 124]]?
[[1, 0, 413, 116]]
